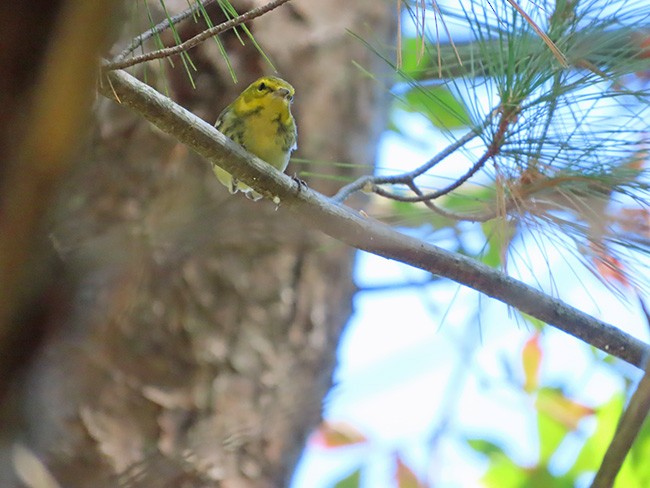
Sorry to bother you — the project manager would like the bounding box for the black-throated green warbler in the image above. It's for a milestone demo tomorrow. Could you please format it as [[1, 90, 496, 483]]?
[[213, 76, 297, 201]]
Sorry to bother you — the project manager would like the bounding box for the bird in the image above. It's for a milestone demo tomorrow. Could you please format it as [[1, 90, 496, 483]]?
[[213, 76, 297, 201]]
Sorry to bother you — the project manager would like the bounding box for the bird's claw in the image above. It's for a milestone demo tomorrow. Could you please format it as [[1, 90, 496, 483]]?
[[292, 174, 308, 194]]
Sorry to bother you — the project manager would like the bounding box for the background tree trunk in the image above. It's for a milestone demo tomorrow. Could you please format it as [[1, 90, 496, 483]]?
[[10, 1, 394, 486]]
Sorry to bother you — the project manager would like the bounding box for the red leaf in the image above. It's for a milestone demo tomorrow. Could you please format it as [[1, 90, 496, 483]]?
[[592, 250, 630, 289], [618, 207, 650, 237], [395, 454, 427, 488], [310, 421, 367, 449]]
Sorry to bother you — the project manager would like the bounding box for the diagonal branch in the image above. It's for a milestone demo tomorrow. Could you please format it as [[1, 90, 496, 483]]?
[[98, 68, 650, 369], [590, 297, 650, 487], [590, 359, 650, 487]]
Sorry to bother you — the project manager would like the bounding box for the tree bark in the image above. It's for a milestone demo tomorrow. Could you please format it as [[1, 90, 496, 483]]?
[[15, 1, 395, 487]]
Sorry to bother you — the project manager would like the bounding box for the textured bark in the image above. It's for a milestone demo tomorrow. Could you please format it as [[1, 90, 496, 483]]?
[[15, 1, 394, 487]]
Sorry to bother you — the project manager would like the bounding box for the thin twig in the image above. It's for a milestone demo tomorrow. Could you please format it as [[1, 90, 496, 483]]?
[[405, 182, 491, 222], [104, 0, 292, 71], [334, 101, 519, 221], [372, 149, 491, 204], [332, 104, 515, 208], [114, 0, 218, 61], [331, 129, 478, 203]]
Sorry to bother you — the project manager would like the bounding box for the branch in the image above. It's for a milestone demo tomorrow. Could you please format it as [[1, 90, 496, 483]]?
[[332, 106, 512, 211], [367, 149, 491, 204], [590, 297, 650, 487], [591, 359, 650, 487], [332, 130, 478, 204], [98, 68, 650, 369], [105, 0, 292, 71], [114, 0, 218, 61]]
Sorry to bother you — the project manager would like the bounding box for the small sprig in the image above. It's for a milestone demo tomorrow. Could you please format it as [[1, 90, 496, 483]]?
[[332, 129, 479, 204], [104, 0, 293, 71], [114, 0, 218, 62]]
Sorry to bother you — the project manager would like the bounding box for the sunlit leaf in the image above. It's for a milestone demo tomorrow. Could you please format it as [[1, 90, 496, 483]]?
[[591, 247, 630, 290], [439, 185, 495, 213], [481, 218, 516, 268], [614, 460, 645, 488], [526, 465, 573, 488], [401, 85, 472, 130], [570, 393, 624, 476], [519, 313, 547, 332], [481, 454, 528, 488], [400, 37, 432, 76], [334, 468, 362, 488], [522, 332, 542, 393], [535, 388, 595, 431], [467, 438, 508, 458], [626, 411, 650, 487], [537, 406, 569, 464], [387, 200, 454, 229]]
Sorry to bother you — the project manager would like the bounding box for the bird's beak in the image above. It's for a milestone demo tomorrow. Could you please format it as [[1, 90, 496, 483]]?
[[276, 87, 292, 100]]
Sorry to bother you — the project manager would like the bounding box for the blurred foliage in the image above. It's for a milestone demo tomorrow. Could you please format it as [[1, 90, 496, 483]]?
[[467, 333, 650, 487], [311, 423, 429, 488], [395, 84, 472, 131], [334, 468, 362, 488]]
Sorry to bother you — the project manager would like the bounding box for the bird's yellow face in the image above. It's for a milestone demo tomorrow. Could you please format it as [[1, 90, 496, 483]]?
[[241, 76, 295, 101], [232, 76, 295, 127]]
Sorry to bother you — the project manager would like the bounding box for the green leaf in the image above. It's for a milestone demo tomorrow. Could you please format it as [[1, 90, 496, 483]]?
[[627, 416, 650, 486], [399, 37, 432, 76], [480, 218, 516, 268], [401, 85, 472, 130], [614, 462, 643, 488], [467, 438, 508, 458], [527, 466, 573, 488], [481, 454, 527, 488], [569, 393, 624, 476], [536, 387, 595, 432], [387, 200, 454, 229], [334, 468, 362, 488], [518, 313, 547, 333], [537, 405, 569, 464], [605, 402, 650, 487], [442, 185, 495, 213]]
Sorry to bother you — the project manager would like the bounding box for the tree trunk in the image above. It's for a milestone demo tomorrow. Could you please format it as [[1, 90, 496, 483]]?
[[15, 1, 394, 486]]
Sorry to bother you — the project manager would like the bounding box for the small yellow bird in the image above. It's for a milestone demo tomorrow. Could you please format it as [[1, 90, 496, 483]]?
[[213, 76, 297, 201]]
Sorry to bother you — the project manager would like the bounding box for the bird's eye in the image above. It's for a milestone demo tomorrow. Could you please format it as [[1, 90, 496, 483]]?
[[258, 82, 267, 91]]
